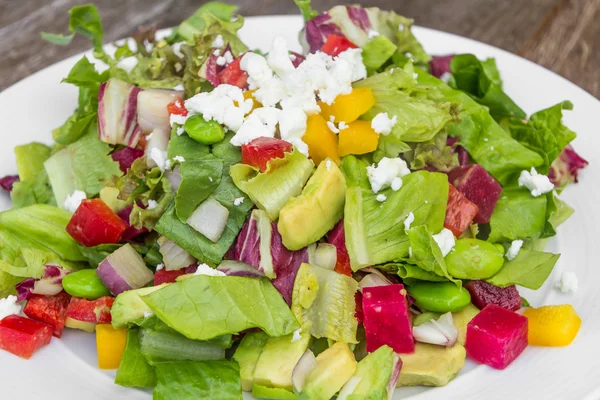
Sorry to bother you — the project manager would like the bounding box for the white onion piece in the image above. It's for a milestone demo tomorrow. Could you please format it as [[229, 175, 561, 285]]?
[[292, 349, 317, 392], [358, 273, 392, 291], [166, 166, 182, 191], [314, 243, 337, 270], [97, 244, 154, 295], [307, 243, 317, 265], [137, 89, 182, 133], [386, 353, 402, 398], [145, 128, 169, 168], [337, 376, 362, 400], [158, 236, 196, 271], [98, 78, 142, 147], [187, 198, 229, 243], [363, 266, 394, 284], [412, 312, 458, 347]]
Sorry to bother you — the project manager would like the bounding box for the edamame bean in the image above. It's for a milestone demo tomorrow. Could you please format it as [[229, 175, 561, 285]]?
[[62, 269, 111, 300], [184, 115, 225, 144], [445, 238, 504, 279], [407, 281, 471, 313]]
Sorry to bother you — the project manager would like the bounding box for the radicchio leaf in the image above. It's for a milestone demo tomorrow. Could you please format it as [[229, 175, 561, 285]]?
[[548, 145, 588, 187], [305, 12, 346, 53], [111, 147, 144, 173], [0, 175, 19, 192], [430, 55, 454, 79]]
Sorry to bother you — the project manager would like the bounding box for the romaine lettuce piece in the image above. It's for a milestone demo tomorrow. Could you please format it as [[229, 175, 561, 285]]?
[[139, 328, 225, 362], [406, 225, 459, 285], [231, 150, 314, 220], [142, 275, 299, 340], [41, 5, 105, 54], [292, 263, 358, 343], [383, 263, 447, 286], [153, 360, 242, 400], [176, 2, 240, 42], [115, 329, 157, 388], [10, 143, 55, 208], [362, 35, 397, 73], [486, 249, 559, 290]]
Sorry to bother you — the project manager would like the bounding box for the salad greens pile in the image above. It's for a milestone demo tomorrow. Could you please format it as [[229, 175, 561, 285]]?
[[0, 1, 588, 399]]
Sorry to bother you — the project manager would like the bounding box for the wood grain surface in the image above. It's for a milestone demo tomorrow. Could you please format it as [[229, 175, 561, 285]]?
[[0, 0, 598, 98]]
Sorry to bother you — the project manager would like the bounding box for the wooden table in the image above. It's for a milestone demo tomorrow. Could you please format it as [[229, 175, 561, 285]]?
[[1, 0, 598, 98]]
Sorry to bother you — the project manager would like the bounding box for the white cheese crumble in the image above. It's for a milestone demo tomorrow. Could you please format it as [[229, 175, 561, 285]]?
[[371, 112, 398, 136], [169, 113, 189, 127], [116, 56, 138, 73], [211, 34, 225, 48], [143, 311, 154, 318], [327, 120, 340, 134], [63, 190, 87, 213], [231, 107, 280, 146], [391, 177, 403, 191], [518, 167, 554, 197], [404, 212, 415, 231], [254, 77, 285, 107], [398, 24, 405, 32], [291, 329, 302, 343], [172, 42, 185, 58], [367, 157, 411, 193], [194, 263, 226, 277], [413, 72, 419, 79], [0, 295, 21, 320], [440, 72, 452, 84], [156, 263, 165, 271], [185, 84, 252, 133], [432, 228, 456, 257], [233, 197, 245, 206], [241, 52, 274, 89], [555, 271, 578, 294], [176, 126, 185, 136], [376, 194, 387, 202], [173, 155, 185, 163], [173, 84, 185, 91], [150, 148, 169, 171], [505, 239, 523, 261], [279, 108, 308, 154], [267, 36, 295, 78], [367, 29, 380, 39], [216, 56, 227, 66], [147, 199, 158, 210], [326, 159, 332, 171]]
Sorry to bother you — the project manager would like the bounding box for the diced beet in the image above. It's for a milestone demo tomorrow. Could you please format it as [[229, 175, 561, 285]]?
[[363, 284, 414, 354], [447, 164, 503, 224], [241, 137, 293, 172], [465, 304, 528, 369], [66, 296, 114, 324], [66, 199, 128, 247], [465, 280, 522, 312], [328, 220, 352, 277], [354, 292, 364, 325], [429, 55, 454, 79], [444, 184, 479, 237], [0, 315, 53, 359], [111, 147, 144, 173], [23, 292, 71, 338], [117, 205, 148, 242], [154, 268, 187, 285], [0, 175, 19, 192]]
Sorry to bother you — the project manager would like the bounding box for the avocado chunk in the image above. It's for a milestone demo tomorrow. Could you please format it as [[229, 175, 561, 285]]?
[[233, 331, 270, 392], [111, 284, 169, 329], [278, 159, 346, 250], [453, 303, 480, 345], [338, 345, 400, 399], [397, 343, 466, 387], [299, 342, 357, 400], [99, 187, 128, 213], [253, 331, 311, 391], [252, 384, 297, 399]]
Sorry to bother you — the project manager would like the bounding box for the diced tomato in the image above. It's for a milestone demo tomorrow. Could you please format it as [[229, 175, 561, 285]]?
[[444, 184, 479, 237], [167, 100, 188, 116], [218, 56, 249, 89], [334, 250, 353, 277], [0, 315, 53, 359], [66, 296, 114, 324], [320, 34, 358, 57], [66, 199, 128, 247], [154, 269, 186, 285], [241, 137, 293, 172], [23, 292, 71, 338]]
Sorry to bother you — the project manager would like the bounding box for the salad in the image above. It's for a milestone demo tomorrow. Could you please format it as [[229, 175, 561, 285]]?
[[0, 1, 588, 399]]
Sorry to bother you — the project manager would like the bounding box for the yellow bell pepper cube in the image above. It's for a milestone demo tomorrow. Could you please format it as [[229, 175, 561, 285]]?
[[338, 120, 379, 157], [319, 88, 375, 123], [523, 304, 581, 347], [243, 89, 261, 114], [303, 114, 340, 165], [96, 324, 128, 369]]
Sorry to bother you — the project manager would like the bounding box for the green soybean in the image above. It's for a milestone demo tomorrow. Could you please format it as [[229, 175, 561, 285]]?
[[62, 269, 111, 300], [184, 115, 225, 144], [407, 281, 471, 313], [446, 238, 505, 279]]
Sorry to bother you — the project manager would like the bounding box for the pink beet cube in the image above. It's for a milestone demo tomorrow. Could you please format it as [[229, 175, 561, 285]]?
[[466, 304, 528, 369], [448, 165, 502, 224], [363, 284, 414, 354], [465, 280, 522, 311]]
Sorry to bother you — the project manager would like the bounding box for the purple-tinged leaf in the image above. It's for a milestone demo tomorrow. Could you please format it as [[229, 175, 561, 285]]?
[[430, 55, 454, 79], [15, 278, 36, 302], [345, 6, 371, 31], [305, 12, 345, 53], [548, 145, 588, 187], [0, 175, 19, 192], [111, 147, 144, 173]]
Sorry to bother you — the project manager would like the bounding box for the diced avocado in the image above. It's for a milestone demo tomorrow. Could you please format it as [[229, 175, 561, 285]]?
[[99, 187, 128, 213], [111, 284, 169, 329], [299, 342, 357, 400], [453, 303, 480, 345], [65, 317, 96, 333], [362, 35, 398, 72], [278, 159, 346, 250], [253, 332, 311, 391], [252, 384, 297, 399], [397, 343, 466, 387], [338, 345, 399, 399], [233, 331, 270, 392]]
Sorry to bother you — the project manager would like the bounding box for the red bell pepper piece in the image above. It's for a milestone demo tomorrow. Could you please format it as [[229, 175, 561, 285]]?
[[154, 269, 187, 285], [66, 296, 114, 325], [66, 199, 128, 247], [241, 137, 293, 172], [167, 99, 188, 116], [320, 34, 358, 57], [444, 184, 479, 237], [327, 220, 353, 277], [23, 292, 71, 338], [218, 56, 249, 89], [0, 315, 53, 359]]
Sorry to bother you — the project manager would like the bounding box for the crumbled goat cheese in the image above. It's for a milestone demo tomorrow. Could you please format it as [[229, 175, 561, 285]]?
[[0, 295, 21, 320], [404, 212, 415, 231], [147, 199, 158, 210], [116, 56, 138, 73], [194, 263, 226, 277], [555, 271, 578, 294], [211, 34, 225, 48], [432, 228, 456, 257], [185, 84, 252, 133], [230, 107, 280, 146], [376, 194, 387, 202], [156, 263, 165, 271], [63, 190, 87, 213], [327, 120, 340, 134], [518, 167, 554, 197], [391, 177, 403, 191], [170, 113, 189, 127], [241, 52, 274, 89], [172, 42, 185, 58], [234, 197, 245, 206], [371, 112, 397, 136], [338, 121, 349, 130], [176, 126, 185, 136], [173, 155, 185, 163], [368, 29, 381, 39], [267, 36, 295, 78], [216, 56, 227, 66], [291, 329, 303, 343], [398, 24, 405, 32], [254, 77, 285, 107], [367, 157, 411, 193], [279, 107, 307, 147], [173, 84, 185, 91], [505, 239, 523, 261], [289, 53, 297, 61]]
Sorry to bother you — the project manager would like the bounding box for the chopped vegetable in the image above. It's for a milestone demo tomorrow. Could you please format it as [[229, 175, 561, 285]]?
[[444, 184, 479, 237], [111, 147, 144, 173], [241, 138, 293, 173], [139, 328, 226, 362], [0, 315, 53, 359], [320, 34, 358, 56], [137, 89, 182, 133], [157, 236, 196, 271], [465, 280, 522, 311], [98, 78, 143, 147], [66, 199, 128, 247], [447, 164, 502, 224], [303, 114, 340, 165], [523, 304, 581, 346], [338, 120, 379, 157], [22, 292, 71, 337], [319, 88, 375, 123], [96, 244, 154, 295], [65, 296, 114, 333], [186, 197, 230, 243], [96, 324, 127, 369]]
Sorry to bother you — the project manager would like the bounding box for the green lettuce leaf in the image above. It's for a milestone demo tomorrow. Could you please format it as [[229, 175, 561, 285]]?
[[294, 0, 319, 21], [362, 35, 397, 73], [44, 128, 122, 207], [486, 249, 559, 290], [41, 5, 105, 55], [342, 156, 448, 270], [0, 248, 78, 279], [0, 271, 23, 298], [176, 2, 240, 41], [153, 360, 242, 400], [10, 143, 55, 208], [449, 54, 526, 121], [130, 173, 175, 231], [405, 131, 459, 172], [142, 276, 299, 340], [405, 225, 459, 285], [115, 329, 157, 388]]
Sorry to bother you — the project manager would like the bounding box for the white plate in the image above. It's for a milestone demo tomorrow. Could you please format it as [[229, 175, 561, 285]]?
[[0, 15, 599, 400]]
